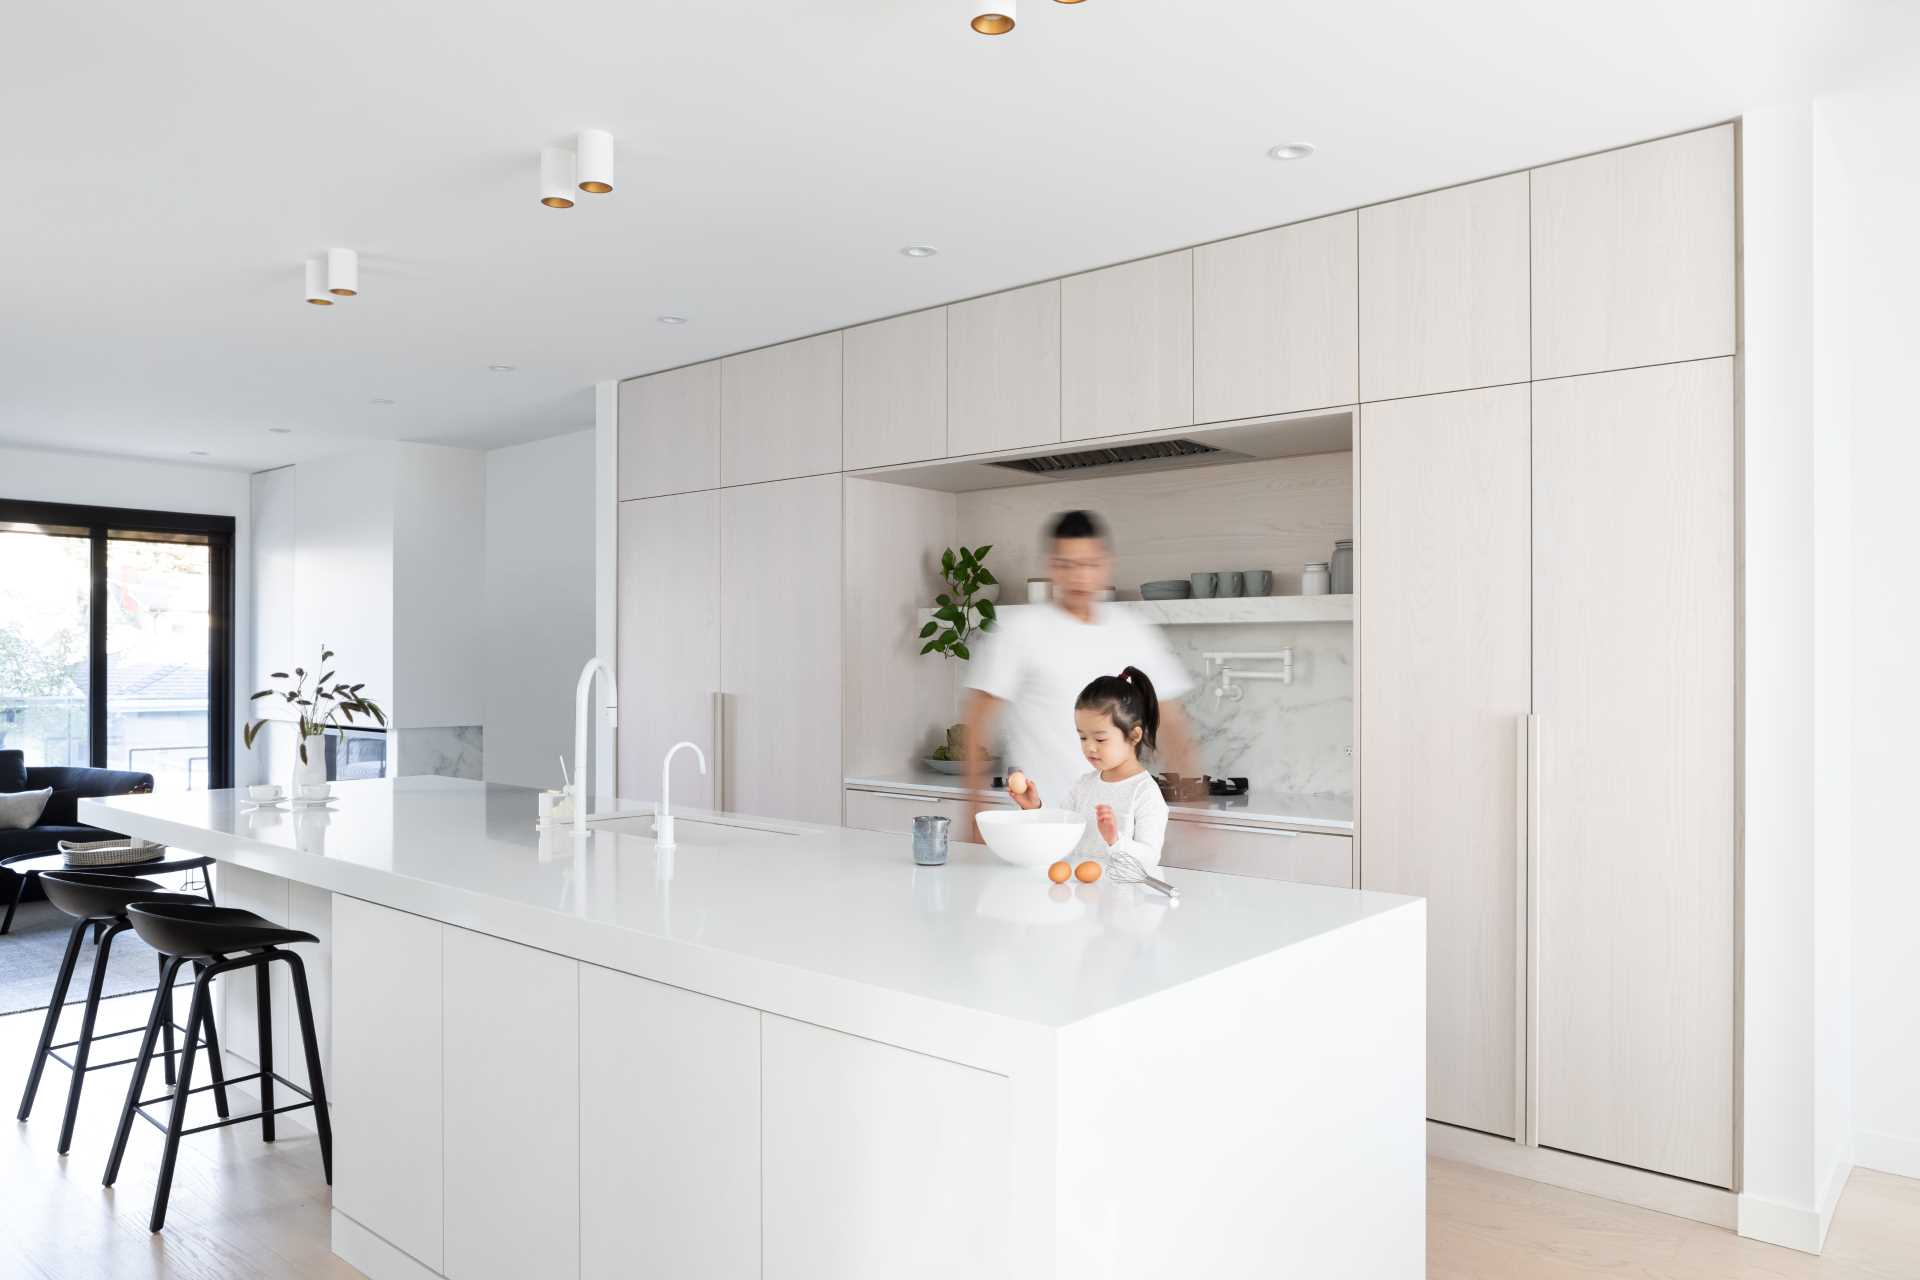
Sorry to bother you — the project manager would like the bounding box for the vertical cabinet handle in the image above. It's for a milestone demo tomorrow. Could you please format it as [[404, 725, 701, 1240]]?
[[1522, 712, 1541, 1147], [711, 690, 727, 813]]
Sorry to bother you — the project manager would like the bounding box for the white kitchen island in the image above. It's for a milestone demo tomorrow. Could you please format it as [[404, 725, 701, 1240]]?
[[86, 776, 1425, 1280]]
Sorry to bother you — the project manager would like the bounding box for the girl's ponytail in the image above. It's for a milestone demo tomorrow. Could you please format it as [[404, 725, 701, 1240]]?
[[1075, 666, 1161, 757]]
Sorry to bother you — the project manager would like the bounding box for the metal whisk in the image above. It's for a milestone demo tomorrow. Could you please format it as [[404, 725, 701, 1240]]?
[[1106, 848, 1179, 903]]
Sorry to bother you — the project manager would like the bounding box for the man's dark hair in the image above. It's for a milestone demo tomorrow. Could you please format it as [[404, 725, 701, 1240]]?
[[1049, 509, 1107, 542]]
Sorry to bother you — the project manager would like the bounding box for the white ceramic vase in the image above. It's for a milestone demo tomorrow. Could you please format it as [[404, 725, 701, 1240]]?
[[291, 731, 327, 793]]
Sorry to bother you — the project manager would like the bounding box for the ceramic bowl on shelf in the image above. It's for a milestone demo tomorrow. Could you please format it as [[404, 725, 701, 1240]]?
[[923, 757, 999, 776], [1139, 580, 1192, 601], [974, 809, 1088, 870]]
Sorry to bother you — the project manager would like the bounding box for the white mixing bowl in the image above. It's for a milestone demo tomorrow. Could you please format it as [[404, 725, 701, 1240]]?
[[974, 809, 1087, 870]]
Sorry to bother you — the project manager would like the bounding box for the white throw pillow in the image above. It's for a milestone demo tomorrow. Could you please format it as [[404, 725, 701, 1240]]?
[[0, 786, 52, 830]]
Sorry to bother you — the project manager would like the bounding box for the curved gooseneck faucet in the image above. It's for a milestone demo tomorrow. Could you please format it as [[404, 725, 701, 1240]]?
[[572, 657, 619, 837], [654, 741, 707, 850]]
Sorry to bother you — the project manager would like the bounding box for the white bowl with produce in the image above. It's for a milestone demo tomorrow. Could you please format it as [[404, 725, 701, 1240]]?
[[973, 809, 1087, 870]]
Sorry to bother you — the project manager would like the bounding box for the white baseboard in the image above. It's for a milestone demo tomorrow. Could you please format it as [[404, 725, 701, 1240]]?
[[1735, 1156, 1853, 1257], [1427, 1122, 1736, 1228], [1818, 1155, 1854, 1245], [1856, 1129, 1920, 1180], [333, 1209, 442, 1280]]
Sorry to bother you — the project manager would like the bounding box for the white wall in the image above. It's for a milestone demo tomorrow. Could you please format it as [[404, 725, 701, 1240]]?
[[290, 448, 396, 716], [482, 430, 595, 789], [0, 444, 253, 780], [1822, 76, 1920, 1185], [393, 443, 487, 729]]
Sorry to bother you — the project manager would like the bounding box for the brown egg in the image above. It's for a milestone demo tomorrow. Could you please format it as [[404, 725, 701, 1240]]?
[[1074, 859, 1103, 884], [1047, 860, 1072, 884]]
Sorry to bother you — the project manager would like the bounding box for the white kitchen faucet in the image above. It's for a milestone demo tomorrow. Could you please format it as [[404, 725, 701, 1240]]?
[[654, 741, 707, 850], [571, 656, 619, 837]]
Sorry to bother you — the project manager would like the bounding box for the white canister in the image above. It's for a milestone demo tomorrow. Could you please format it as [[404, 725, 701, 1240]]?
[[1026, 578, 1051, 604], [1302, 562, 1332, 596]]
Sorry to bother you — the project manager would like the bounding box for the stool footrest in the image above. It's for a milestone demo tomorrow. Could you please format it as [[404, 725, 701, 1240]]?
[[136, 1068, 314, 1111], [134, 1096, 319, 1137]]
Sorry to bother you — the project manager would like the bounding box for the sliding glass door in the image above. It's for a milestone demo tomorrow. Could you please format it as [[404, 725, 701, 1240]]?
[[0, 500, 234, 790]]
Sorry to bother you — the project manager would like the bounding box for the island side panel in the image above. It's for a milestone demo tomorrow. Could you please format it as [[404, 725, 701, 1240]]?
[[1049, 898, 1426, 1279]]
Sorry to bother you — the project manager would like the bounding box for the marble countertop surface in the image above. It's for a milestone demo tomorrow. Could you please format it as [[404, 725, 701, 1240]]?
[[86, 777, 1403, 1039], [844, 770, 1355, 833]]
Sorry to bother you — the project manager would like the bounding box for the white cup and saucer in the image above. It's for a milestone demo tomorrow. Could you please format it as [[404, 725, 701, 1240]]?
[[244, 784, 286, 809], [290, 782, 335, 809]]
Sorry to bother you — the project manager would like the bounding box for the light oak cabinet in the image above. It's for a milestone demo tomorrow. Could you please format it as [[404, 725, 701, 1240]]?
[[844, 309, 947, 470], [1531, 125, 1736, 379], [1360, 174, 1530, 400], [581, 965, 761, 1280], [946, 281, 1061, 456], [721, 332, 844, 486], [331, 896, 444, 1272], [720, 475, 843, 824], [761, 1014, 1010, 1280], [1062, 251, 1194, 441], [1162, 822, 1353, 887], [442, 927, 581, 1280], [617, 490, 721, 810], [618, 361, 721, 499], [1531, 358, 1735, 1188], [1194, 212, 1358, 423], [1359, 384, 1532, 1140]]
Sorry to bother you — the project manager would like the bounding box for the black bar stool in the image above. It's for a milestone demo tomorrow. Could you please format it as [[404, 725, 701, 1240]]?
[[104, 901, 332, 1234], [15, 872, 226, 1156]]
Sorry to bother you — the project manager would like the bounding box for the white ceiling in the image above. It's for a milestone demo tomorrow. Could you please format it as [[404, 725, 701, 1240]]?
[[1, 0, 1906, 473]]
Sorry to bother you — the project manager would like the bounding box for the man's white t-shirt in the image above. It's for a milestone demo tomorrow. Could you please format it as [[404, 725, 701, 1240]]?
[[965, 603, 1193, 807]]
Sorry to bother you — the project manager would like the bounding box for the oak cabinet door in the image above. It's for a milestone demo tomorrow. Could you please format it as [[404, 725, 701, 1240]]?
[[1062, 251, 1193, 441], [721, 332, 844, 486], [1531, 124, 1735, 379], [618, 361, 721, 498], [1359, 384, 1532, 1139], [1532, 358, 1735, 1187], [1195, 212, 1358, 423], [844, 309, 947, 470], [947, 281, 1061, 456], [617, 490, 720, 809]]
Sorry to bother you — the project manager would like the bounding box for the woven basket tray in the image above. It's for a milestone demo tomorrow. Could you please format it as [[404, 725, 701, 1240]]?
[[56, 838, 167, 869]]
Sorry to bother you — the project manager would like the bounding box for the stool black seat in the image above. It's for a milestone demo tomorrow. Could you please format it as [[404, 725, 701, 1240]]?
[[17, 871, 224, 1157], [104, 901, 331, 1234]]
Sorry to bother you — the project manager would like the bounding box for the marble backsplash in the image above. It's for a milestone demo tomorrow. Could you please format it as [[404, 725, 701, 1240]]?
[[391, 726, 484, 780], [1159, 623, 1352, 798]]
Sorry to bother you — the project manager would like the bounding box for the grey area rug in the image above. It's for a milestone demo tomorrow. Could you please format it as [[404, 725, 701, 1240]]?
[[0, 901, 170, 1016]]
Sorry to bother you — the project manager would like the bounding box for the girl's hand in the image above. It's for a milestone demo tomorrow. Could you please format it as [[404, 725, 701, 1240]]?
[[1096, 803, 1119, 847], [1007, 770, 1041, 811]]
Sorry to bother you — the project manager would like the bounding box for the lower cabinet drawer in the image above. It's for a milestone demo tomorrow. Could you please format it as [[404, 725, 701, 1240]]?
[[843, 789, 1009, 843], [1163, 821, 1354, 888]]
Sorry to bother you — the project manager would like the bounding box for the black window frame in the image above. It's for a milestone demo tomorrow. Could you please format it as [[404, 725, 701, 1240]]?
[[0, 497, 237, 789]]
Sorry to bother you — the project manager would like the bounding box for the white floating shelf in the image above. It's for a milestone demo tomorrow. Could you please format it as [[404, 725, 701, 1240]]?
[[918, 595, 1353, 627]]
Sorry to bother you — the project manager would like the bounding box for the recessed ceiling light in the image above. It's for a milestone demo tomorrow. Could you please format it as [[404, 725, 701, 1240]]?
[[268, 426, 294, 433], [370, 398, 396, 406], [901, 245, 939, 258], [657, 315, 688, 326], [970, 3, 1015, 34], [489, 364, 516, 373], [1267, 142, 1316, 161], [189, 450, 210, 457]]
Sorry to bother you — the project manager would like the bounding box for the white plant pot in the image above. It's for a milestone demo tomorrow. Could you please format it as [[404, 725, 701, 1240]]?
[[291, 732, 327, 793]]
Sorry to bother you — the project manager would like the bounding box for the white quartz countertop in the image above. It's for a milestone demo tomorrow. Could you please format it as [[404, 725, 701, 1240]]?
[[86, 778, 1407, 1041], [844, 770, 1355, 833]]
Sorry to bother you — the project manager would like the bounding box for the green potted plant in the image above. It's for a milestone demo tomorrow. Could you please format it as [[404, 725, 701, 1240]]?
[[244, 646, 387, 790], [920, 545, 997, 661]]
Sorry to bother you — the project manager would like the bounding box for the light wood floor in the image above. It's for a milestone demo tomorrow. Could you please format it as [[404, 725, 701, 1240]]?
[[5, 994, 1917, 1279]]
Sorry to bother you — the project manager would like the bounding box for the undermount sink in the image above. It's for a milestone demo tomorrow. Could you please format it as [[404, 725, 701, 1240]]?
[[589, 813, 796, 847]]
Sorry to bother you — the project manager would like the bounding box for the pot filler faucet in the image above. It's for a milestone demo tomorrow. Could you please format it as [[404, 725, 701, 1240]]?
[[654, 741, 707, 850], [571, 657, 619, 838]]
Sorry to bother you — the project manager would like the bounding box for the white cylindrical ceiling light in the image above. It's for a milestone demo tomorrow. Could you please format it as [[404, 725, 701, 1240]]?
[[970, 0, 1015, 33], [326, 247, 358, 297], [539, 146, 575, 208], [303, 258, 333, 306], [575, 129, 614, 194]]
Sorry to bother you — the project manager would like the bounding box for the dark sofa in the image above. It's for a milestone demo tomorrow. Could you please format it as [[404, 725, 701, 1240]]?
[[0, 748, 154, 919]]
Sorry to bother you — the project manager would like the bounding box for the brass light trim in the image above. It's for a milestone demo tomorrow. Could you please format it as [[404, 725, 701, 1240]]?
[[328, 288, 357, 297], [577, 180, 613, 194], [306, 297, 334, 306], [971, 13, 1014, 34], [541, 195, 575, 209]]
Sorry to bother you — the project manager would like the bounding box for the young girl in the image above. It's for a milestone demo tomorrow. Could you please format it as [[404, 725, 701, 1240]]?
[[1006, 666, 1170, 867]]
